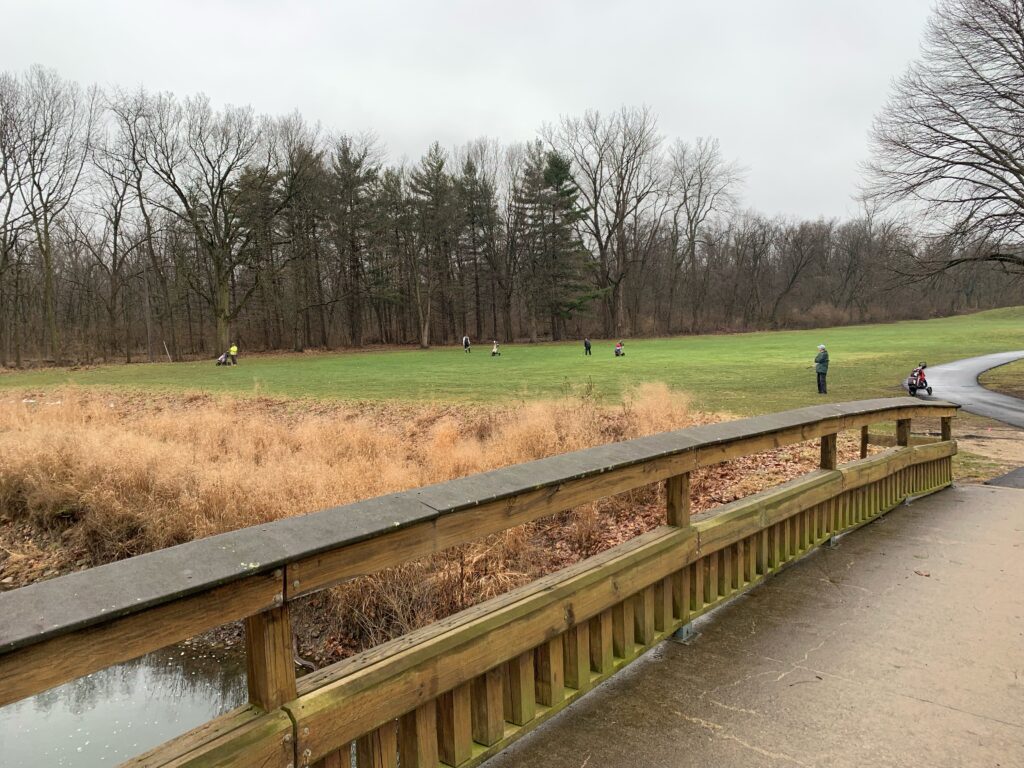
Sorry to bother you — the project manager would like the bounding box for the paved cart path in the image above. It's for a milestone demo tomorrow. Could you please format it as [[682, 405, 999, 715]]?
[[485, 485, 1024, 768], [927, 350, 1024, 427]]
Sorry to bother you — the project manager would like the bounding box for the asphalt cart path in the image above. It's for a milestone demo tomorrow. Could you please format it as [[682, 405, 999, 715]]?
[[925, 350, 1024, 428]]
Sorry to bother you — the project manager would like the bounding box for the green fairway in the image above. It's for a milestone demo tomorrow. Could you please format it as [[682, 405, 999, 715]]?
[[3, 307, 1024, 415]]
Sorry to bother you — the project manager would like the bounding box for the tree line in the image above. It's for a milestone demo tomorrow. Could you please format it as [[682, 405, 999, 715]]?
[[0, 64, 1016, 365]]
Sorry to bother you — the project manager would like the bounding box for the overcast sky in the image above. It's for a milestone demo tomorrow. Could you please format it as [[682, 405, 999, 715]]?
[[4, 0, 935, 219]]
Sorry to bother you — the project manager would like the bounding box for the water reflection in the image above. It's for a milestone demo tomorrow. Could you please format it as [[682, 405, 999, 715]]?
[[0, 645, 247, 767]]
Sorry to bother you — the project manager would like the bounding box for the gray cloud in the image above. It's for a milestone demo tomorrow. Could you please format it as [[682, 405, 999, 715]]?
[[4, 0, 934, 218]]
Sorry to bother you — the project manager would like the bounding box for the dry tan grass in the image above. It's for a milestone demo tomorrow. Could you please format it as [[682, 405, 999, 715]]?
[[0, 385, 859, 659], [0, 383, 701, 562]]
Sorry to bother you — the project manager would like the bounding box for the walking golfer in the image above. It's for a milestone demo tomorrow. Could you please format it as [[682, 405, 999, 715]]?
[[584, 337, 592, 356], [462, 334, 471, 353], [814, 344, 829, 394], [229, 342, 239, 366]]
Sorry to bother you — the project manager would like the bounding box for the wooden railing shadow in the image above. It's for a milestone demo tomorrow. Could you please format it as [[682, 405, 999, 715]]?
[[0, 398, 958, 767]]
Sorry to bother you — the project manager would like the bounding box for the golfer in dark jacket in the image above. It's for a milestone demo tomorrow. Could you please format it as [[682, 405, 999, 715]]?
[[815, 344, 829, 394], [584, 337, 592, 356]]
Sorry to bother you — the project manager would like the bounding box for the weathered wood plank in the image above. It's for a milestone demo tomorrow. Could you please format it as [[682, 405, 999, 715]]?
[[125, 708, 294, 768], [0, 574, 281, 709]]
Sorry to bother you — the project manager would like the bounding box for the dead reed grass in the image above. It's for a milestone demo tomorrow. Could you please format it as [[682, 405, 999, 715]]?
[[0, 385, 858, 659]]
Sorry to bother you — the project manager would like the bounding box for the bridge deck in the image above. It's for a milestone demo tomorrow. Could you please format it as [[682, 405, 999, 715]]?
[[486, 485, 1024, 768]]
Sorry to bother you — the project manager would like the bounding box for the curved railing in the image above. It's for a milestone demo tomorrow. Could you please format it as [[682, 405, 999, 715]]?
[[0, 398, 958, 767]]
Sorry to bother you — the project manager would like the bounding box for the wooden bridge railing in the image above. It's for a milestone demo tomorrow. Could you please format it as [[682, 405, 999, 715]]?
[[0, 398, 958, 767]]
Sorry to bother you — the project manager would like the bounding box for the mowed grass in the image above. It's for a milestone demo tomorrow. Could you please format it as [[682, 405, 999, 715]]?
[[3, 307, 1024, 415], [978, 357, 1024, 400]]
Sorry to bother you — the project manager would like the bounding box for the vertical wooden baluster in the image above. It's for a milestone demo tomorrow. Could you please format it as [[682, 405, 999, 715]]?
[[635, 586, 656, 646], [357, 721, 398, 768], [860, 425, 869, 458], [399, 703, 438, 768], [244, 604, 297, 712], [767, 524, 779, 571], [612, 597, 635, 659], [503, 651, 535, 726], [735, 539, 745, 587], [676, 567, 691, 623], [757, 529, 768, 576], [941, 416, 953, 442], [655, 576, 671, 632], [691, 559, 705, 611], [564, 624, 591, 692], [318, 746, 350, 768], [437, 682, 472, 766], [705, 552, 719, 604], [589, 610, 613, 674], [666, 473, 690, 526], [821, 433, 838, 470], [719, 547, 731, 596], [471, 668, 504, 747], [535, 635, 564, 707]]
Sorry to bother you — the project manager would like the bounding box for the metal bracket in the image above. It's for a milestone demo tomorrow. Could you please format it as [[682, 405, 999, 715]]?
[[670, 622, 699, 644]]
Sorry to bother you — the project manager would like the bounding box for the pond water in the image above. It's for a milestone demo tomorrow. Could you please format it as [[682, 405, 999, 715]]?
[[0, 645, 247, 767]]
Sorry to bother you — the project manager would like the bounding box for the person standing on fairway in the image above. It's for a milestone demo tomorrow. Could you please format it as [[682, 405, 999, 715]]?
[[814, 344, 829, 394], [229, 342, 239, 366], [584, 337, 592, 356], [462, 334, 471, 353]]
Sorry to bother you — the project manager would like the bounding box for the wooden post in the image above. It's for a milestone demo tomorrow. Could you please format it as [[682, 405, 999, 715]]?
[[666, 474, 690, 526], [860, 425, 869, 458], [399, 702, 438, 768], [243, 605, 297, 711], [820, 433, 838, 470], [896, 418, 911, 447], [470, 668, 504, 747], [941, 416, 953, 442], [436, 682, 472, 766]]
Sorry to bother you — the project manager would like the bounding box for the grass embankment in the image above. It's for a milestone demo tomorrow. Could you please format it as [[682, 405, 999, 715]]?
[[979, 357, 1024, 400], [3, 307, 1024, 414]]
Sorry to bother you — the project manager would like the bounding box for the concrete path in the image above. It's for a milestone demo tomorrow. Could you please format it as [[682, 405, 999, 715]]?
[[927, 351, 1024, 427], [486, 485, 1024, 768]]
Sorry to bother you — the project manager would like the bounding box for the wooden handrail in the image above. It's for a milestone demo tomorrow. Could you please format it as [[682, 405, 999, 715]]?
[[0, 397, 958, 719]]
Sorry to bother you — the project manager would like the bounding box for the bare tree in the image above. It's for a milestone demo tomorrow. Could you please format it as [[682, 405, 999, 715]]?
[[667, 137, 743, 332], [17, 66, 99, 362], [545, 107, 664, 336], [868, 0, 1024, 275]]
